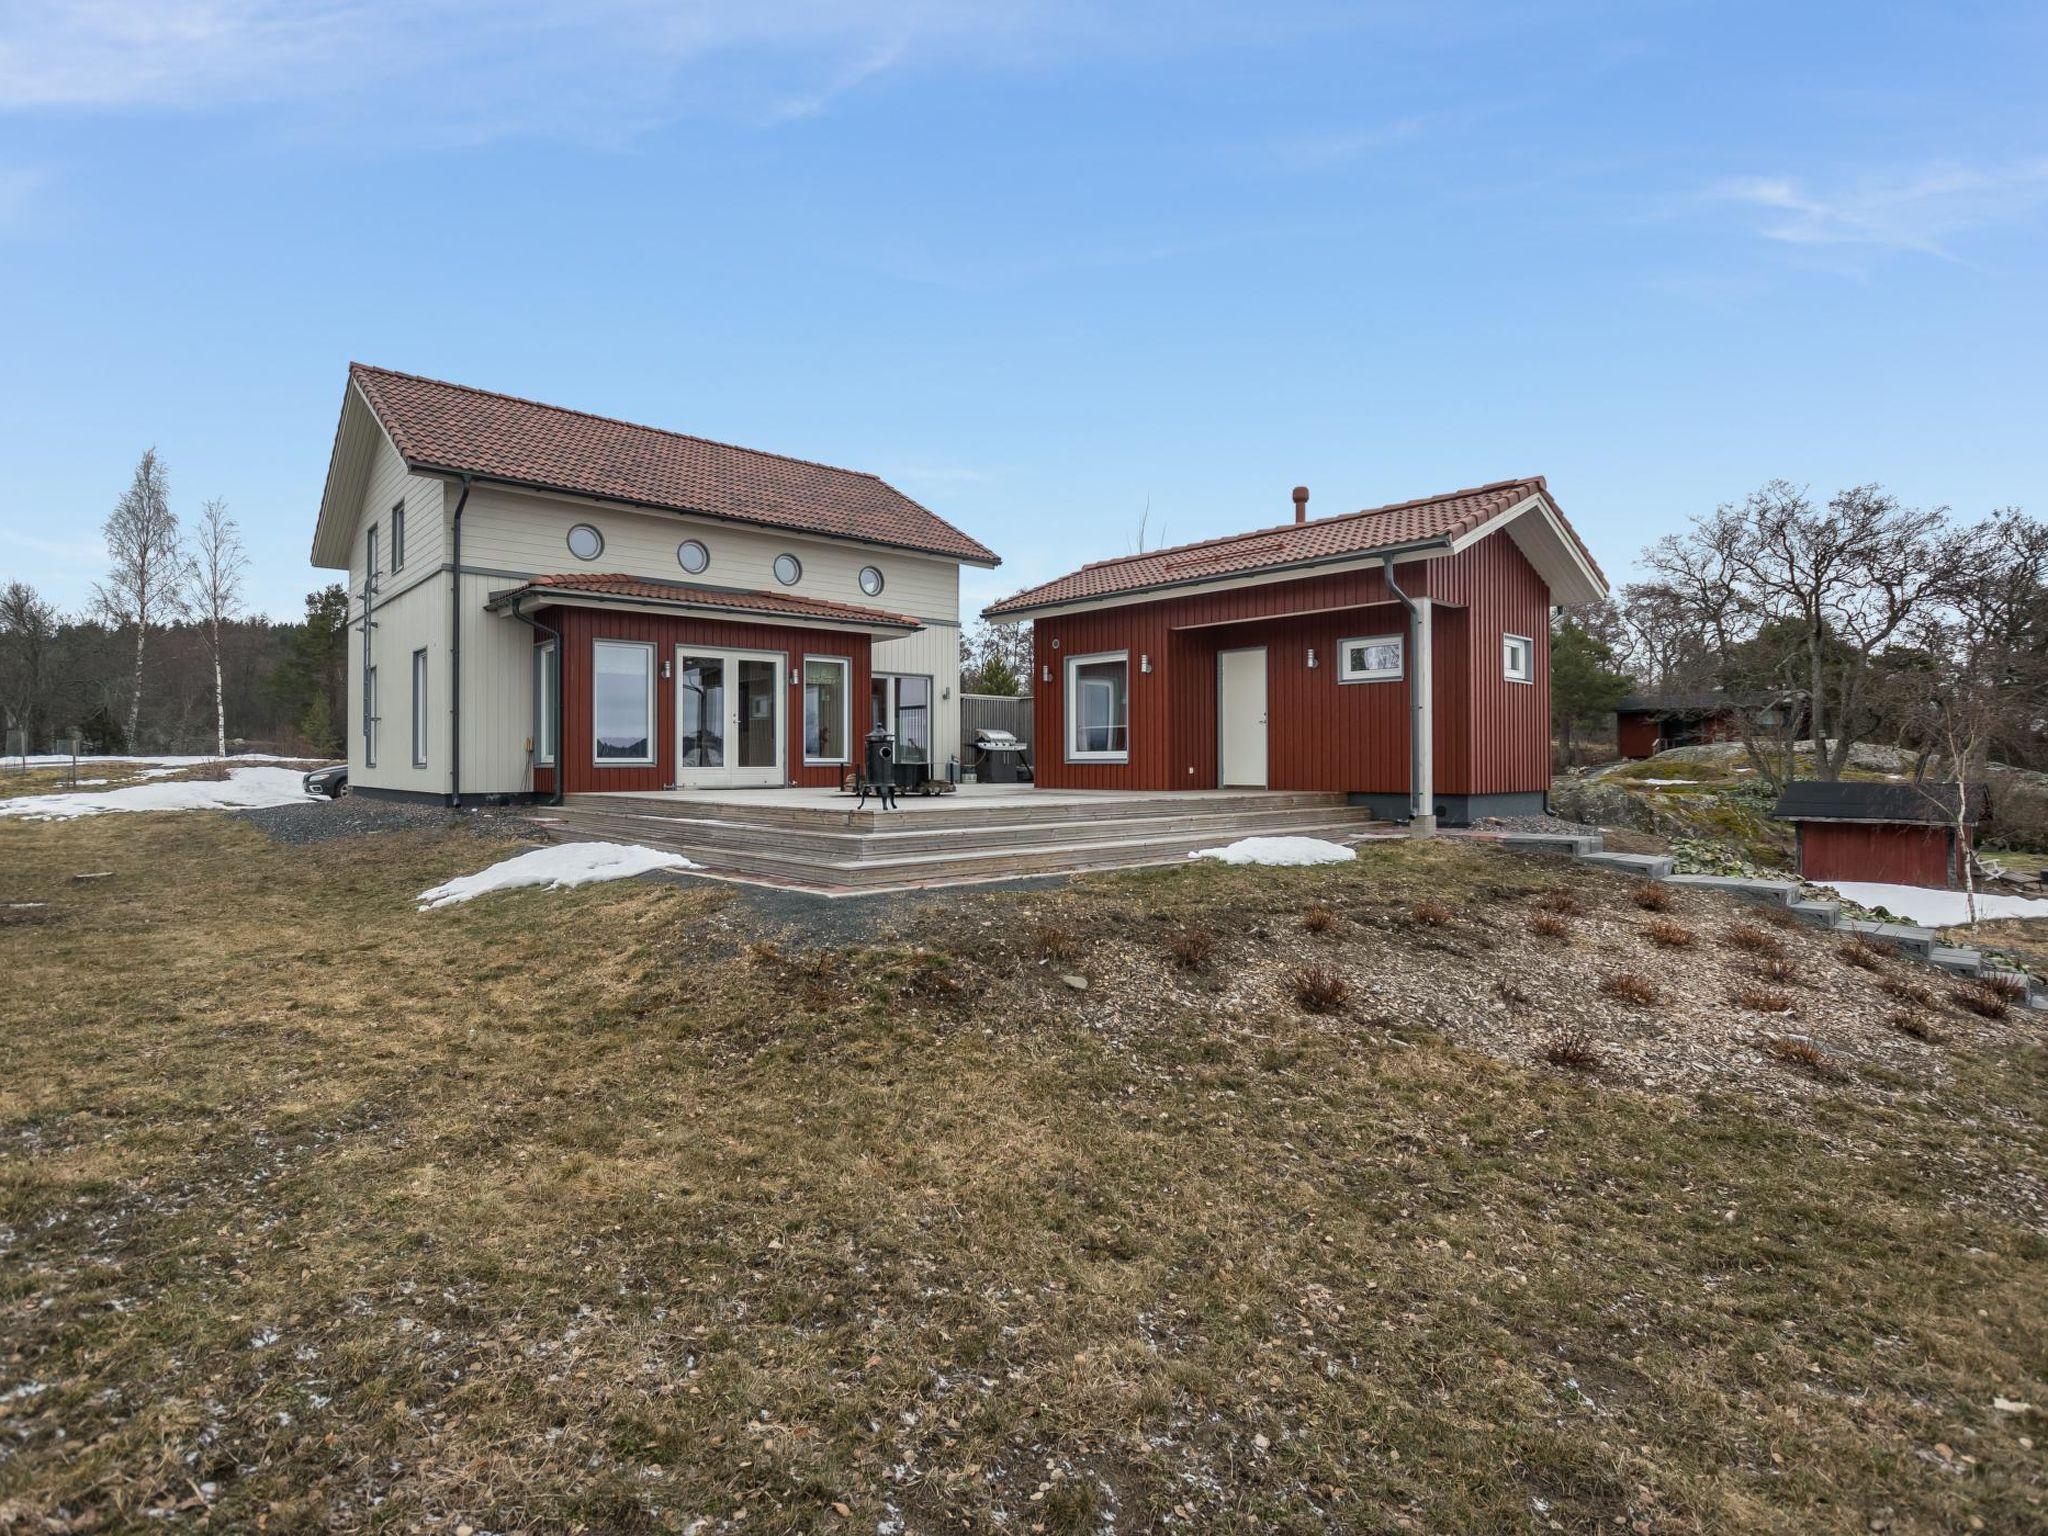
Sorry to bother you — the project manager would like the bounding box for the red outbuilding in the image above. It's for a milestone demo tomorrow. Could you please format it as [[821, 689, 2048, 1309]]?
[[982, 479, 1609, 828], [1774, 780, 1984, 890]]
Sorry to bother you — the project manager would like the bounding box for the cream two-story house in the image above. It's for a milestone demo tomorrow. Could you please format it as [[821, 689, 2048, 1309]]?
[[310, 365, 998, 802]]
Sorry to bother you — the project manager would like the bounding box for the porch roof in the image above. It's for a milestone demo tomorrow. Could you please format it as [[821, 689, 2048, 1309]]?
[[485, 572, 923, 636]]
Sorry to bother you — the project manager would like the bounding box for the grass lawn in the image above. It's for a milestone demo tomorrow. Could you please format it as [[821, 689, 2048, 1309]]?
[[2, 811, 2044, 1533]]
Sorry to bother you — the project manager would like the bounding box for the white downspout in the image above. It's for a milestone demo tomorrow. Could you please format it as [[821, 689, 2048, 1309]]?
[[1381, 555, 1435, 836]]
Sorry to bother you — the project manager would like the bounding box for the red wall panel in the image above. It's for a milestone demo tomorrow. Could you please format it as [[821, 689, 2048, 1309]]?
[[536, 605, 872, 796], [1798, 822, 1962, 889], [1617, 713, 1661, 759], [1029, 536, 1554, 797]]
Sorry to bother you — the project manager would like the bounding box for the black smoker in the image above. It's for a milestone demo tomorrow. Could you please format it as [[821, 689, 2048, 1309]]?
[[858, 726, 898, 810], [970, 727, 1032, 784]]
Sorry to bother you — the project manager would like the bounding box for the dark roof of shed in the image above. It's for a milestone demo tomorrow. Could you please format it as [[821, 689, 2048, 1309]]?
[[1772, 780, 1985, 826], [1616, 693, 1737, 716]]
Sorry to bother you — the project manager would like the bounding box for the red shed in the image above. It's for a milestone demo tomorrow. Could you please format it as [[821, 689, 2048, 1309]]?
[[982, 479, 1608, 828], [1774, 780, 1984, 890]]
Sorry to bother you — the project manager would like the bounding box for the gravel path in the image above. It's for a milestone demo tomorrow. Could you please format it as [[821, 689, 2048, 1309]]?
[[233, 795, 541, 847]]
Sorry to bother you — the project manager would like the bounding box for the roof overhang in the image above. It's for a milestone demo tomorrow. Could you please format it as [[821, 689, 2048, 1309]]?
[[309, 376, 387, 570], [1446, 492, 1609, 607], [486, 583, 923, 638]]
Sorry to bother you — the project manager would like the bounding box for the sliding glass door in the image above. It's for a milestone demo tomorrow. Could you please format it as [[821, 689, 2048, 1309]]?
[[676, 647, 784, 786], [869, 673, 933, 766]]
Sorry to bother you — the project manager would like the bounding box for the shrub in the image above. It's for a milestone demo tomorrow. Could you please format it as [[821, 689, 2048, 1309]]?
[[1837, 938, 1886, 970], [1879, 974, 1934, 1008], [1299, 905, 1336, 934], [1763, 906, 1803, 931], [1724, 922, 1783, 957], [1539, 888, 1583, 916], [1293, 966, 1350, 1014], [1759, 1035, 1841, 1077], [1646, 917, 1695, 948], [1409, 899, 1454, 927], [1032, 923, 1079, 963], [1979, 973, 2029, 1004], [1759, 955, 1799, 986], [1887, 1009, 1941, 1042], [1733, 986, 1793, 1013], [1951, 984, 2011, 1021], [1542, 1029, 1601, 1070], [1629, 881, 1672, 912], [1600, 971, 1658, 1006], [1529, 912, 1571, 941], [1166, 928, 1216, 971]]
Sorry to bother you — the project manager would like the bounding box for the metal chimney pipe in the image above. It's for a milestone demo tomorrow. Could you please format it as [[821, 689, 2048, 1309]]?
[[1292, 485, 1309, 524]]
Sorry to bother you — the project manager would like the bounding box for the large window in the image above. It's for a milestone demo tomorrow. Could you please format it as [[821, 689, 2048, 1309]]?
[[1338, 634, 1403, 683], [410, 648, 428, 767], [363, 664, 378, 767], [1065, 652, 1129, 761], [804, 656, 850, 763], [533, 641, 557, 767], [392, 501, 406, 571], [593, 640, 656, 765], [1502, 633, 1535, 684]]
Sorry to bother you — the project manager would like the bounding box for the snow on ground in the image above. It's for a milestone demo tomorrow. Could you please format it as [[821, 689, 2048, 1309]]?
[[0, 767, 322, 822], [1189, 835, 1358, 867], [1634, 777, 1702, 787], [416, 842, 700, 910], [10, 753, 319, 770], [1820, 881, 2048, 929]]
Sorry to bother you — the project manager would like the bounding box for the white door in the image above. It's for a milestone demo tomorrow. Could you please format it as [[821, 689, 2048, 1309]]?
[[1218, 647, 1268, 787], [676, 647, 785, 787]]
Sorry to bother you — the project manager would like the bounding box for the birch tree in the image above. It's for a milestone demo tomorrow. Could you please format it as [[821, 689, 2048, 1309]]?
[[93, 449, 188, 747], [190, 498, 248, 757]]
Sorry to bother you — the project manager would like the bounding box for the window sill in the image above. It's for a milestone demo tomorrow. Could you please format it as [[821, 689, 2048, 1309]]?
[[1338, 674, 1403, 685], [594, 759, 657, 769], [1067, 753, 1130, 764], [804, 757, 850, 767]]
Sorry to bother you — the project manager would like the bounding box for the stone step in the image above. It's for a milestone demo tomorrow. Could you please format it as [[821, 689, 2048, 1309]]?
[[1929, 946, 1984, 976], [1495, 832, 1602, 856], [1661, 875, 1801, 905], [1787, 898, 1842, 926], [566, 787, 1352, 833], [1837, 917, 1938, 961], [1579, 851, 1675, 879]]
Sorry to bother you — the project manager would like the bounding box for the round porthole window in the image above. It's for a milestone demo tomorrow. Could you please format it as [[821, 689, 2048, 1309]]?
[[677, 539, 710, 575], [858, 565, 885, 597], [566, 523, 604, 561], [773, 553, 802, 586]]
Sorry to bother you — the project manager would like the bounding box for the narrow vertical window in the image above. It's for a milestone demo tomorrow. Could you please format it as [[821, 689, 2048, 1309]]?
[[411, 648, 428, 767], [363, 664, 378, 767], [592, 640, 656, 765], [803, 657, 850, 763], [534, 641, 558, 767], [391, 502, 406, 572], [365, 523, 378, 587], [894, 675, 932, 764]]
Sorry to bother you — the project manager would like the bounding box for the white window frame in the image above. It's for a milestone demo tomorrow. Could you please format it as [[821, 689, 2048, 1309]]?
[[365, 522, 378, 583], [1064, 650, 1130, 763], [410, 647, 428, 767], [1338, 633, 1404, 684], [534, 641, 557, 767], [391, 501, 406, 572], [1502, 632, 1535, 685], [592, 638, 657, 767], [802, 654, 852, 765], [567, 523, 605, 561]]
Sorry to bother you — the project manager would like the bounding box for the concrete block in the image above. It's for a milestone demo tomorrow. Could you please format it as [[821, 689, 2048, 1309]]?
[[1661, 875, 1801, 905], [1579, 851, 1675, 879]]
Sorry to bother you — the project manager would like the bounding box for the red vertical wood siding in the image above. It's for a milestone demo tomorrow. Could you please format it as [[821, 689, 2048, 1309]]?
[[1798, 822, 1963, 889], [1617, 713, 1661, 759], [535, 605, 872, 795], [1029, 535, 1555, 797]]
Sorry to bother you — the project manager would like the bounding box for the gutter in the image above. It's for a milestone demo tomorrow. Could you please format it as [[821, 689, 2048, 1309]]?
[[1381, 554, 1434, 834], [505, 596, 565, 807], [448, 473, 472, 807], [482, 582, 921, 637]]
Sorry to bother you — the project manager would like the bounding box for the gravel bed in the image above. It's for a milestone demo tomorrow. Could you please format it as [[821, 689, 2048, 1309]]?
[[1464, 813, 1604, 837], [233, 794, 541, 847]]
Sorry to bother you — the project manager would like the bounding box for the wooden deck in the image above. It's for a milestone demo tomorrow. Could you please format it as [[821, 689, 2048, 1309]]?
[[532, 785, 1390, 893]]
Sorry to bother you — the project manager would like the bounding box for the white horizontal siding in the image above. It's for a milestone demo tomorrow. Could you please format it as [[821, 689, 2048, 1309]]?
[[347, 579, 447, 792]]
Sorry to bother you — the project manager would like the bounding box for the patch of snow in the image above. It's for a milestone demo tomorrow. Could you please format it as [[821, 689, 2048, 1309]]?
[[1634, 777, 1700, 787], [9, 753, 320, 769], [0, 767, 321, 822], [416, 842, 700, 910], [1189, 835, 1357, 867], [1819, 881, 2048, 929]]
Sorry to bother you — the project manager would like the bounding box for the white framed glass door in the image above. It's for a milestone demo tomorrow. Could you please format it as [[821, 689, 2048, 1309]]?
[[677, 647, 785, 787], [869, 673, 933, 766]]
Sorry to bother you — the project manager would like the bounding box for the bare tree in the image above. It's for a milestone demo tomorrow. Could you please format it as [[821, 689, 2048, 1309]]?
[[189, 498, 249, 757], [94, 449, 189, 747], [0, 580, 61, 750]]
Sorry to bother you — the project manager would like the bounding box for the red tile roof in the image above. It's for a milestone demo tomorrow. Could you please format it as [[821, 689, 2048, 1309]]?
[[350, 364, 998, 566], [488, 572, 922, 631], [984, 477, 1602, 616]]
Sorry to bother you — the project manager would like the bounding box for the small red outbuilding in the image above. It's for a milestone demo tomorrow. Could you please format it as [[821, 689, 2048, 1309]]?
[[1774, 780, 1985, 890]]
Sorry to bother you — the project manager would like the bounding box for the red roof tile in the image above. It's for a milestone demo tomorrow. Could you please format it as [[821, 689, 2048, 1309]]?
[[350, 364, 998, 566], [490, 572, 922, 631], [984, 477, 1603, 616]]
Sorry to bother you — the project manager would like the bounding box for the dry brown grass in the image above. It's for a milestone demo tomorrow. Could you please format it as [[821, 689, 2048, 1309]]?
[[1887, 1009, 1943, 1042], [1629, 880, 1673, 912], [1031, 920, 1079, 962], [1758, 1034, 1842, 1078], [1166, 927, 1217, 970], [1599, 971, 1659, 1007], [1880, 974, 1937, 1008], [1538, 887, 1583, 915], [1734, 986, 1795, 1014], [1979, 973, 2029, 1004], [1528, 912, 1571, 941], [1758, 954, 1800, 986], [1292, 964, 1350, 1014], [1724, 921, 1784, 957], [1408, 898, 1453, 927], [1298, 904, 1336, 934], [1541, 1029, 1601, 1070], [1646, 916, 1696, 948], [1950, 983, 2012, 1021], [1837, 937, 1887, 970]]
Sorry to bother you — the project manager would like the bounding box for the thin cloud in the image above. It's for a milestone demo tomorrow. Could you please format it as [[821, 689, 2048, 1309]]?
[[1705, 158, 2048, 257]]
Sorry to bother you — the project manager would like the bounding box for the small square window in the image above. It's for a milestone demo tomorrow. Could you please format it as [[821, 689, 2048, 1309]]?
[[1503, 633, 1535, 684], [1338, 634, 1403, 683]]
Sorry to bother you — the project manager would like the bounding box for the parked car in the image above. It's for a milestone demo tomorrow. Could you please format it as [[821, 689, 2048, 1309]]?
[[304, 763, 348, 799]]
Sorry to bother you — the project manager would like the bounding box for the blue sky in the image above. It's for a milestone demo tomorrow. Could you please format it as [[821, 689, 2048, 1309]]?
[[2, 1, 2043, 622]]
